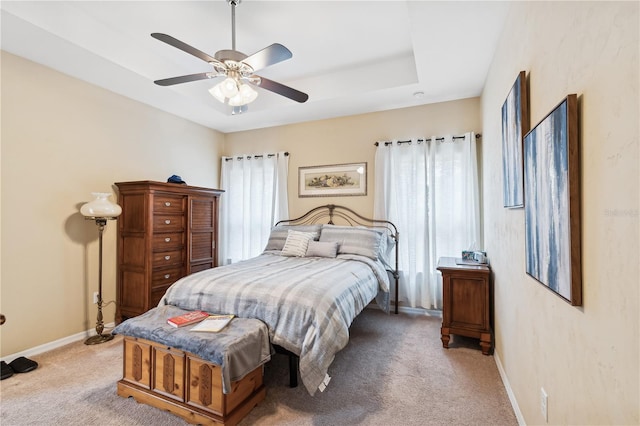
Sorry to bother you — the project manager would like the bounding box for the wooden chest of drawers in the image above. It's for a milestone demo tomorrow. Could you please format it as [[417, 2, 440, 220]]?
[[115, 181, 223, 322]]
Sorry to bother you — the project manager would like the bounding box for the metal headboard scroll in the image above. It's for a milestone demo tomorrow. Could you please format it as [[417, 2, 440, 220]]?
[[276, 204, 400, 314]]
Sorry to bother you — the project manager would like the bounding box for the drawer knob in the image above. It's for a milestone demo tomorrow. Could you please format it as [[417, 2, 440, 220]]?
[[164, 219, 171, 225], [164, 255, 171, 261], [164, 274, 170, 279], [165, 237, 171, 242], [165, 201, 171, 207]]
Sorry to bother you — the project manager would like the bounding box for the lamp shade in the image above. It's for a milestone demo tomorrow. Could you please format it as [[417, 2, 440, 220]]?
[[80, 192, 122, 218], [219, 77, 239, 98], [228, 83, 258, 106]]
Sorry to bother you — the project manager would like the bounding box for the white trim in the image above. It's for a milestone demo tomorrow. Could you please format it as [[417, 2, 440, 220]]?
[[494, 348, 526, 425], [1, 322, 116, 363]]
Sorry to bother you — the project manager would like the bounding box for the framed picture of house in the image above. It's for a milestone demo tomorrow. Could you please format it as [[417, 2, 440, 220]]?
[[523, 94, 581, 306], [298, 162, 367, 197], [501, 71, 529, 208]]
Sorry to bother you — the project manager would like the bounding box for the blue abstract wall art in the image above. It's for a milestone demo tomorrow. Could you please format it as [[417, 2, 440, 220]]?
[[524, 94, 582, 305], [502, 71, 529, 208]]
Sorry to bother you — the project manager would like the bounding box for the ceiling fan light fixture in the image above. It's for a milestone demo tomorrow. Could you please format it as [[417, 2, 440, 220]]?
[[211, 79, 258, 106], [152, 0, 308, 111]]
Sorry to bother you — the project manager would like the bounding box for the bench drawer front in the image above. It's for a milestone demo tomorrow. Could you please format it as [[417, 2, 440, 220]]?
[[122, 337, 152, 388], [153, 346, 186, 401], [187, 355, 224, 414]]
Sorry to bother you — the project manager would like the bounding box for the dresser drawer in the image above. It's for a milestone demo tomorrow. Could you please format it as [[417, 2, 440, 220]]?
[[151, 267, 185, 289], [151, 285, 173, 307], [153, 215, 185, 232], [152, 249, 184, 267], [153, 194, 185, 214], [152, 232, 184, 251]]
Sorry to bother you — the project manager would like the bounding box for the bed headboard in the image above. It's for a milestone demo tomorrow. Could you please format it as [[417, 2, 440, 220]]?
[[276, 204, 400, 314]]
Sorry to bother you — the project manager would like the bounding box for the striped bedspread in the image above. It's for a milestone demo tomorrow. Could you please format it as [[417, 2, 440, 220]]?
[[160, 251, 390, 395]]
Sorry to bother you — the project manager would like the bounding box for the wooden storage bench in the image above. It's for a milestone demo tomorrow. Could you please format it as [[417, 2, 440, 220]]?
[[113, 305, 271, 425], [117, 336, 265, 425]]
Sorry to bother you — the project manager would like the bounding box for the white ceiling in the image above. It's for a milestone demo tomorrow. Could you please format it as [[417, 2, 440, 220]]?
[[0, 1, 509, 133]]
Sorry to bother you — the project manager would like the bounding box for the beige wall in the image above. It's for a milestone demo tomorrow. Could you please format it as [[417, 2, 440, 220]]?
[[224, 98, 482, 220], [0, 52, 224, 356], [482, 2, 638, 424]]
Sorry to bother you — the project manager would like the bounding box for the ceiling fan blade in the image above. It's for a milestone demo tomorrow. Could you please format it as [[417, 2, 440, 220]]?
[[154, 72, 213, 86], [242, 43, 292, 72], [151, 33, 218, 64], [255, 77, 309, 103]]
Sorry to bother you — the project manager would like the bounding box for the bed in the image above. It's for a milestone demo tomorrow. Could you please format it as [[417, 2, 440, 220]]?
[[159, 204, 399, 395]]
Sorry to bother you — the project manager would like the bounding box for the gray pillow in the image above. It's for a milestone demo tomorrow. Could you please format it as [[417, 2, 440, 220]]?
[[319, 225, 381, 260], [377, 231, 396, 267], [305, 241, 339, 258], [264, 224, 321, 251]]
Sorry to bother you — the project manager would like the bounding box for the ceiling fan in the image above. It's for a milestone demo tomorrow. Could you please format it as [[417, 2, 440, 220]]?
[[152, 0, 308, 113]]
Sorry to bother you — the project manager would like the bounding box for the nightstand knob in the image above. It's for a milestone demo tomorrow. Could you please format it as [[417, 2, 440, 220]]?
[[164, 255, 171, 261], [164, 274, 170, 279], [165, 202, 171, 207], [165, 237, 171, 242], [165, 219, 171, 225]]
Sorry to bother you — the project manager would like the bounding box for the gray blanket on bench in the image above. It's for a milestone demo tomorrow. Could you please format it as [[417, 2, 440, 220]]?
[[112, 305, 271, 394]]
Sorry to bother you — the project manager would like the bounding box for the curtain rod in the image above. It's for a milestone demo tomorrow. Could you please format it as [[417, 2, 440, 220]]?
[[374, 133, 482, 146], [224, 151, 289, 161]]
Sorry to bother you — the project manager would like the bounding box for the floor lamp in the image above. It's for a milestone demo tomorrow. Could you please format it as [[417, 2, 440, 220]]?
[[81, 192, 122, 345]]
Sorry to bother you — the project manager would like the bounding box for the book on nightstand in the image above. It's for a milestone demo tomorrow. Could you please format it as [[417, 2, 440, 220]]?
[[167, 310, 209, 328], [189, 314, 235, 333]]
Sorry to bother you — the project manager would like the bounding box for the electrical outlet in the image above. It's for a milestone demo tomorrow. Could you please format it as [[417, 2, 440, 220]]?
[[93, 292, 99, 304], [540, 387, 548, 422]]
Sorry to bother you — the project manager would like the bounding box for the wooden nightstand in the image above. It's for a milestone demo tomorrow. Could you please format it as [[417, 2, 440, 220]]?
[[437, 256, 492, 355]]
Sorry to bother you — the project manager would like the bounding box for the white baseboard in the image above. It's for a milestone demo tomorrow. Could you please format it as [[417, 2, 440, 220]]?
[[1, 322, 116, 363], [494, 348, 526, 425]]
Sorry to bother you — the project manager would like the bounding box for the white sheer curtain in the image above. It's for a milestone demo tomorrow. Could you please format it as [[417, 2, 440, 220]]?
[[219, 152, 289, 264], [374, 133, 480, 309]]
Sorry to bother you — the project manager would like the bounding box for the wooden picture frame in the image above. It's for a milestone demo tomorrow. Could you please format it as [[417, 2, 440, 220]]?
[[298, 162, 367, 197], [523, 94, 581, 305], [502, 71, 530, 208]]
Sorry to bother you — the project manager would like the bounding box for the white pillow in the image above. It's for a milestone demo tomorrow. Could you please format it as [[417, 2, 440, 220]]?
[[281, 230, 315, 257], [305, 241, 339, 258]]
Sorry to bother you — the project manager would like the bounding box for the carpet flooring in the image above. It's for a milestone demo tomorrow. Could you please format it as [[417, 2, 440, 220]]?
[[0, 308, 517, 425]]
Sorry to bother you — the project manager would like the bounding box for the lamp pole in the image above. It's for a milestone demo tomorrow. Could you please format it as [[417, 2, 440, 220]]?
[[85, 217, 114, 345]]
